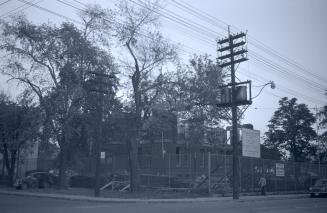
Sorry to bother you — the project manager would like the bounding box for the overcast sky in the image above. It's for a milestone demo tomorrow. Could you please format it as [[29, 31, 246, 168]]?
[[0, 0, 326, 136]]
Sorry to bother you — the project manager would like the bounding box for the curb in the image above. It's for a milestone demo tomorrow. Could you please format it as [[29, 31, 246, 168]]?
[[0, 190, 308, 203]]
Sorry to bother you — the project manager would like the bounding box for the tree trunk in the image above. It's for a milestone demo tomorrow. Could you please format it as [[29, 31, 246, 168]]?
[[3, 144, 16, 187], [9, 150, 16, 187], [58, 132, 68, 189], [58, 147, 67, 189], [126, 137, 140, 192], [129, 67, 142, 192]]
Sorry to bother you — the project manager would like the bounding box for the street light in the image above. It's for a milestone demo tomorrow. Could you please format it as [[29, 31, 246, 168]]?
[[252, 81, 276, 99], [237, 81, 276, 119]]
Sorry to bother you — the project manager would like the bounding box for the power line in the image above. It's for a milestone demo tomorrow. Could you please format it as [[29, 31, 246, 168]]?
[[131, 0, 326, 92], [89, 1, 327, 105], [131, 0, 326, 99], [0, 0, 11, 7], [250, 52, 325, 92], [0, 0, 43, 18], [130, 0, 218, 45], [239, 69, 324, 105], [169, 0, 227, 31], [17, 0, 83, 24], [59, 0, 207, 56], [13, 0, 326, 106], [238, 68, 325, 105], [120, 0, 327, 105], [168, 0, 327, 84], [6, 0, 200, 59]]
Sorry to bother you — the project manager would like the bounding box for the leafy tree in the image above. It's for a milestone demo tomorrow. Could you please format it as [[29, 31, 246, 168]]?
[[0, 92, 41, 186], [107, 0, 176, 191], [317, 93, 327, 164], [155, 55, 228, 145], [0, 14, 118, 187], [264, 97, 317, 161]]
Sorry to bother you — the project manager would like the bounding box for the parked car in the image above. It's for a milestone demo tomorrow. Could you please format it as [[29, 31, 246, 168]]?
[[15, 171, 59, 189], [309, 179, 327, 197]]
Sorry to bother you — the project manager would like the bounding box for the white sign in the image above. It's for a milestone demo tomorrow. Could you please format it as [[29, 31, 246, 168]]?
[[100, 152, 106, 159], [276, 163, 285, 177], [241, 128, 260, 158]]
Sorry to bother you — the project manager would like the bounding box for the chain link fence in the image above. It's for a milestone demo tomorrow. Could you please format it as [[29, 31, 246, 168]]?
[[10, 153, 327, 193]]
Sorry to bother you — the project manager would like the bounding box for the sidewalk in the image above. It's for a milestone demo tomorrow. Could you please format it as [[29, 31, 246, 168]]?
[[0, 188, 308, 203]]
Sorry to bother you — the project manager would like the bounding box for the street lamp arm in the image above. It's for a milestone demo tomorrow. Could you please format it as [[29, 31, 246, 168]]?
[[252, 81, 275, 99]]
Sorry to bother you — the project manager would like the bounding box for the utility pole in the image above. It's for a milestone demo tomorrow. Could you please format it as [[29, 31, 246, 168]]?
[[85, 71, 115, 197], [217, 26, 249, 200], [94, 91, 103, 197]]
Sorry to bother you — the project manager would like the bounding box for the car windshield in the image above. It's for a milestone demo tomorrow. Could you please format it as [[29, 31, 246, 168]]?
[[314, 180, 327, 186]]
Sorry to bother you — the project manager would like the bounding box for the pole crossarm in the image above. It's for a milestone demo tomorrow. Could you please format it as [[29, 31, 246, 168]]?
[[219, 58, 248, 68], [218, 49, 248, 60], [218, 41, 247, 52], [218, 32, 247, 44]]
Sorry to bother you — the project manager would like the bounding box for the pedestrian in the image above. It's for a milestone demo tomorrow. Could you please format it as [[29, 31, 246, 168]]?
[[258, 176, 267, 195]]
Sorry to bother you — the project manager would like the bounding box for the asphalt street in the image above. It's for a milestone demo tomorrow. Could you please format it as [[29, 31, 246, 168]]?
[[1, 194, 326, 213]]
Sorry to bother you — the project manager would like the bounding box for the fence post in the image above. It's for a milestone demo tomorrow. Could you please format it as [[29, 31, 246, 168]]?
[[284, 162, 286, 192], [294, 162, 296, 191], [224, 153, 226, 181], [239, 156, 241, 193], [189, 152, 192, 185], [208, 152, 211, 193], [168, 153, 171, 188], [309, 162, 313, 186], [251, 157, 254, 192], [318, 156, 321, 178], [194, 152, 197, 179]]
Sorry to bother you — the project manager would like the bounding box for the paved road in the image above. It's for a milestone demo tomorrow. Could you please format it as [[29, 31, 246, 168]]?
[[1, 194, 326, 213]]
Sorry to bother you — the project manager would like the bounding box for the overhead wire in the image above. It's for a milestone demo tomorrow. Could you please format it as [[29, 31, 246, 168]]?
[[129, 0, 325, 105], [66, 0, 206, 56], [169, 0, 327, 84], [129, 0, 218, 46], [6, 0, 325, 107], [17, 0, 83, 24], [9, 0, 201, 58], [68, 0, 326, 105], [0, 0, 11, 7], [238, 68, 325, 105], [166, 0, 327, 105], [0, 0, 43, 18], [163, 0, 326, 92], [249, 52, 325, 92]]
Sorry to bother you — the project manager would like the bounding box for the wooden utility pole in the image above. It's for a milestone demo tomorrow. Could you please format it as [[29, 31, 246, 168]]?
[[229, 26, 240, 199], [94, 92, 104, 197], [85, 71, 114, 197], [217, 26, 249, 199]]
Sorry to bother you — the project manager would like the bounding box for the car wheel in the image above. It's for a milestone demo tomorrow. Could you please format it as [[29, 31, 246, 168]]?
[[21, 183, 28, 190]]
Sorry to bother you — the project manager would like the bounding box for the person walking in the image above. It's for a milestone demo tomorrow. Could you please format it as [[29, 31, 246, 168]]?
[[258, 176, 267, 195]]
